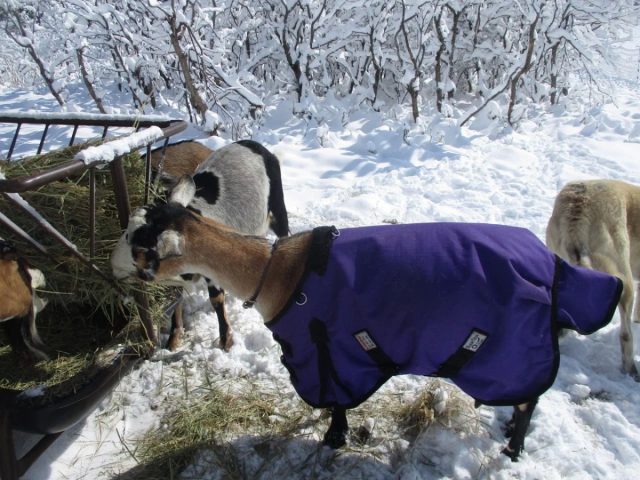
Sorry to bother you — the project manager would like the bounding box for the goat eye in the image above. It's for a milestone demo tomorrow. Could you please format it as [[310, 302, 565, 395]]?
[[132, 246, 147, 258]]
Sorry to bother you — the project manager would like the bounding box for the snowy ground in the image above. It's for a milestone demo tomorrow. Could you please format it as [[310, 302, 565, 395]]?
[[3, 70, 640, 478]]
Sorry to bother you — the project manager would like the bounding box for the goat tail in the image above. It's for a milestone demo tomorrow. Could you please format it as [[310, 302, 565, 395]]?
[[235, 140, 290, 237], [264, 153, 290, 238], [570, 247, 593, 269]]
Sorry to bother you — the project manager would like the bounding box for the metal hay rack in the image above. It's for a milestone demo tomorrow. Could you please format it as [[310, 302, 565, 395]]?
[[0, 112, 187, 480]]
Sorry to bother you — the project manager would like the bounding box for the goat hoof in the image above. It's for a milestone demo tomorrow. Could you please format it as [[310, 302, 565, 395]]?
[[166, 328, 184, 351], [221, 332, 234, 352], [501, 446, 520, 462], [323, 428, 347, 449], [622, 364, 640, 382]]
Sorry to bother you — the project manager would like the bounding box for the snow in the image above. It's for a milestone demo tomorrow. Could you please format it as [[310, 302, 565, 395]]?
[[74, 126, 164, 164], [3, 68, 640, 480]]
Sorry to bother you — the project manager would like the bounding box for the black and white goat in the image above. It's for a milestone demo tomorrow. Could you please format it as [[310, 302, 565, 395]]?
[[114, 177, 616, 461], [111, 140, 289, 351], [0, 238, 49, 362], [546, 179, 640, 379]]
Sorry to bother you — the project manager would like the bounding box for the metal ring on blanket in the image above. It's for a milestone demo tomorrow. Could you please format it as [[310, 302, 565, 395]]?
[[296, 292, 308, 305]]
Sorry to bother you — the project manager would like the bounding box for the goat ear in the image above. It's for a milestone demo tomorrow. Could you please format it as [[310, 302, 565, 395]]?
[[27, 268, 46, 290], [170, 175, 196, 207], [157, 230, 184, 258]]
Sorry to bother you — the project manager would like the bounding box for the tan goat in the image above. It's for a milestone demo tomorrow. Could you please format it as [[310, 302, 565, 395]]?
[[0, 238, 49, 362], [546, 179, 640, 379]]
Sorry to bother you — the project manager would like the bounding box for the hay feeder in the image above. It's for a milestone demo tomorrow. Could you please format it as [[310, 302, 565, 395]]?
[[0, 112, 187, 479]]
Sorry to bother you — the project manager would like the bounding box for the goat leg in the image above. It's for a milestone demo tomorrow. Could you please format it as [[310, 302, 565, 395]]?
[[26, 303, 47, 350], [167, 299, 185, 351], [323, 407, 349, 449], [209, 286, 233, 351], [501, 399, 538, 461], [2, 316, 48, 363]]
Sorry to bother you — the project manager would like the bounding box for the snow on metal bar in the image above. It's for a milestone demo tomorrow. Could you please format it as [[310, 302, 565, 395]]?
[[74, 126, 165, 165], [0, 111, 172, 124]]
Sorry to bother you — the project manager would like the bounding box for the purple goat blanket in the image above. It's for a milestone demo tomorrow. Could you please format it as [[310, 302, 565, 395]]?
[[266, 223, 622, 409]]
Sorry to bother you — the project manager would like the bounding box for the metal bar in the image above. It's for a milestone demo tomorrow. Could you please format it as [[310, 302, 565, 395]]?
[[0, 122, 187, 194], [152, 137, 171, 192], [101, 126, 108, 139], [0, 211, 48, 256], [6, 122, 21, 161], [2, 192, 125, 295], [37, 123, 49, 155], [161, 121, 187, 139], [109, 157, 158, 345], [109, 158, 131, 230], [36, 123, 50, 155], [68, 125, 79, 146], [0, 114, 173, 128], [108, 155, 158, 344], [89, 168, 96, 259], [144, 144, 152, 204], [0, 160, 88, 193]]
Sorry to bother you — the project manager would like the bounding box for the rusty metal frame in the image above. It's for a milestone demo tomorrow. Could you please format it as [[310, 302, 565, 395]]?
[[0, 113, 187, 480]]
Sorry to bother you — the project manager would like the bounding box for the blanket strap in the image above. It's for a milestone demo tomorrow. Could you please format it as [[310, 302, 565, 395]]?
[[353, 330, 399, 376], [435, 328, 489, 378], [306, 226, 339, 276], [310, 318, 355, 402]]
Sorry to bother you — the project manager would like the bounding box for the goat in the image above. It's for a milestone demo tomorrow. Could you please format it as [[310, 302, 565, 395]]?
[[149, 139, 212, 183], [0, 238, 49, 362], [546, 179, 640, 379], [111, 140, 289, 351], [119, 176, 621, 461]]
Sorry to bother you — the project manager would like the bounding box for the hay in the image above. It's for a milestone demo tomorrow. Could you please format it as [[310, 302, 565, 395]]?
[[117, 378, 307, 480], [396, 380, 479, 440], [0, 141, 174, 400]]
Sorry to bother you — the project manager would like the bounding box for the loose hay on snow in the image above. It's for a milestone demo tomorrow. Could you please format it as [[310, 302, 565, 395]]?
[[114, 379, 482, 480], [0, 141, 175, 399], [115, 377, 313, 480], [396, 380, 480, 440]]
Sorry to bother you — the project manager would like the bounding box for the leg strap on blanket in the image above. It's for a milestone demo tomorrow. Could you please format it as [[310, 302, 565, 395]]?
[[310, 318, 355, 402], [353, 329, 399, 376], [436, 328, 489, 378]]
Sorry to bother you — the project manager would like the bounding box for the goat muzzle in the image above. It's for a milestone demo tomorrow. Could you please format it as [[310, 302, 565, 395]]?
[[136, 268, 156, 282]]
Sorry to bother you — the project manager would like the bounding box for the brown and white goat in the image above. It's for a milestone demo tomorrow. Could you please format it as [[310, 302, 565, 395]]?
[[120, 176, 564, 461], [148, 139, 214, 350], [546, 179, 640, 379], [112, 140, 289, 351], [0, 238, 48, 362], [150, 139, 212, 185]]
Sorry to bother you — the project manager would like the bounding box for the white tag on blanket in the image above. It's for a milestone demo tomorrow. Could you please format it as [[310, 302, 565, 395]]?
[[462, 330, 487, 352], [354, 330, 378, 351]]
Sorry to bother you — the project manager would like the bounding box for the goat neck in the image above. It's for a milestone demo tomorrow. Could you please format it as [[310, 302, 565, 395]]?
[[176, 216, 313, 321]]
